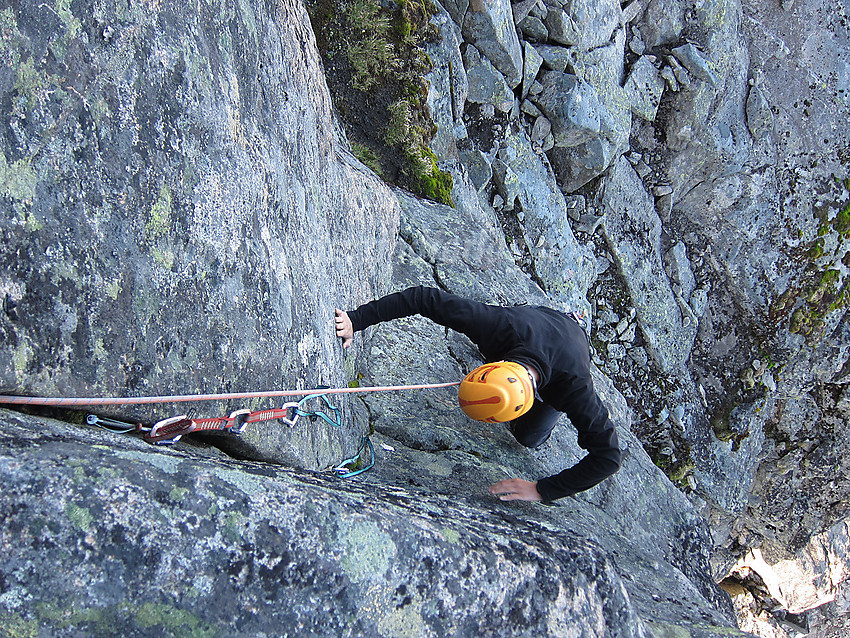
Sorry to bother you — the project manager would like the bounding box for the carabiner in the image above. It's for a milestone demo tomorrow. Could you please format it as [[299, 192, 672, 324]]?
[[86, 414, 141, 434], [296, 393, 342, 428], [278, 402, 302, 427], [144, 415, 196, 445], [334, 436, 375, 478]]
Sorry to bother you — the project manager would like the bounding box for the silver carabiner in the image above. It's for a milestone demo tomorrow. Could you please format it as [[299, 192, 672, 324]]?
[[278, 402, 301, 427], [225, 409, 252, 434]]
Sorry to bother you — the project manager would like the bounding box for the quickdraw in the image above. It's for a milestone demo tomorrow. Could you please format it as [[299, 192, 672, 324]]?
[[82, 392, 374, 478], [140, 393, 344, 445]]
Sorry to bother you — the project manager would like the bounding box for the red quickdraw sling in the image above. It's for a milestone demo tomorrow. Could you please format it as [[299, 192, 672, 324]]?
[[142, 393, 342, 445]]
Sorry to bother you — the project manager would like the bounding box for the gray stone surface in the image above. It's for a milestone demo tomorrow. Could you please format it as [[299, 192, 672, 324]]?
[[438, 0, 470, 27], [534, 72, 604, 147], [463, 0, 525, 88], [426, 5, 469, 160], [426, 0, 850, 626], [518, 14, 549, 42], [464, 45, 515, 111], [0, 151, 747, 634], [543, 6, 580, 46], [625, 56, 665, 121], [637, 0, 684, 47], [0, 406, 746, 637], [521, 40, 544, 98], [547, 0, 621, 50], [548, 135, 618, 195], [672, 44, 719, 86], [494, 129, 596, 313], [534, 44, 574, 72], [458, 148, 493, 192], [4, 0, 850, 632], [0, 0, 398, 468], [344, 185, 744, 636], [598, 158, 697, 374]]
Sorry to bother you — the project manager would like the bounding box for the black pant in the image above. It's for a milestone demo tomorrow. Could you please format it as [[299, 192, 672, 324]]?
[[511, 401, 561, 449]]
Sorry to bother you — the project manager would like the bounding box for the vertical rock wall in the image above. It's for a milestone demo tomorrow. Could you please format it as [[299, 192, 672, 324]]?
[[416, 0, 849, 630], [0, 0, 399, 467]]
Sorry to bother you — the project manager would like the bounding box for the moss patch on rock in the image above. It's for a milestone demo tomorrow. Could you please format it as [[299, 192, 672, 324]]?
[[307, 0, 453, 206], [771, 175, 850, 343]]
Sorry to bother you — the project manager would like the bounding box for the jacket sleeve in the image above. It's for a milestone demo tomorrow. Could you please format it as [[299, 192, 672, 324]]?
[[347, 286, 504, 346], [535, 376, 622, 502]]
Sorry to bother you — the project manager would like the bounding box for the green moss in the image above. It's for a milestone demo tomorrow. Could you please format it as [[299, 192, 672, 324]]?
[[821, 269, 840, 287], [152, 247, 175, 270], [105, 278, 122, 300], [669, 459, 695, 483], [169, 486, 189, 502], [411, 146, 453, 207], [309, 0, 447, 204], [0, 152, 38, 204], [780, 179, 849, 342], [338, 519, 396, 583], [394, 13, 413, 39], [146, 185, 173, 239], [222, 512, 243, 543], [385, 99, 413, 146], [14, 56, 50, 112], [56, 0, 81, 39], [35, 601, 217, 637], [12, 341, 31, 377], [345, 0, 396, 91], [834, 202, 850, 234], [40, 603, 108, 627], [806, 239, 824, 260], [440, 527, 460, 544], [0, 8, 20, 48], [0, 614, 39, 638], [135, 602, 215, 636], [65, 502, 93, 532]]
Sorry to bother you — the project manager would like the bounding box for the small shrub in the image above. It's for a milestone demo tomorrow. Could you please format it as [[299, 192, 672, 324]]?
[[384, 99, 412, 147], [351, 142, 383, 176], [345, 0, 395, 91]]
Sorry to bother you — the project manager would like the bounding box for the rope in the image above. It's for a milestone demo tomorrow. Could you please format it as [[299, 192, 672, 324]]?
[[0, 381, 461, 407], [1, 381, 461, 479]]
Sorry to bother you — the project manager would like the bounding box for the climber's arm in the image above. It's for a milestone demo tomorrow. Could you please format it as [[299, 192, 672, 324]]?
[[340, 286, 503, 347]]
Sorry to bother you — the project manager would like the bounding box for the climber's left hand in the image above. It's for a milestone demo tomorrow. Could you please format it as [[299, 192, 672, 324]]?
[[488, 478, 542, 502]]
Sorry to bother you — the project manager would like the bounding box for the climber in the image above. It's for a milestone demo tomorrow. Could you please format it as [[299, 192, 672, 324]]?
[[334, 286, 622, 503]]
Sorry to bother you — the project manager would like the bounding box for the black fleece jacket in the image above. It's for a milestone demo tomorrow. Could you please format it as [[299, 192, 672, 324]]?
[[347, 286, 622, 502]]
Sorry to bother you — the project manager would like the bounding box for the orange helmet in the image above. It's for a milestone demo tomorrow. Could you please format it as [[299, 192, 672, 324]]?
[[458, 361, 535, 423]]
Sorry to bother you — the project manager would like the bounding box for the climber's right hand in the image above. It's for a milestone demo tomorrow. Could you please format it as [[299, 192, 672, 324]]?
[[334, 308, 354, 349]]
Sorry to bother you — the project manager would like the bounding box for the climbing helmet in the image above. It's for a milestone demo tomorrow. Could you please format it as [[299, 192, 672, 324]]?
[[458, 361, 535, 423]]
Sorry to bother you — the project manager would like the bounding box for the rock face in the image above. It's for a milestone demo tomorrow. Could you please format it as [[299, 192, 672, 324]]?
[[0, 0, 398, 467], [0, 406, 739, 636], [2, 0, 849, 634], [418, 0, 850, 632]]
